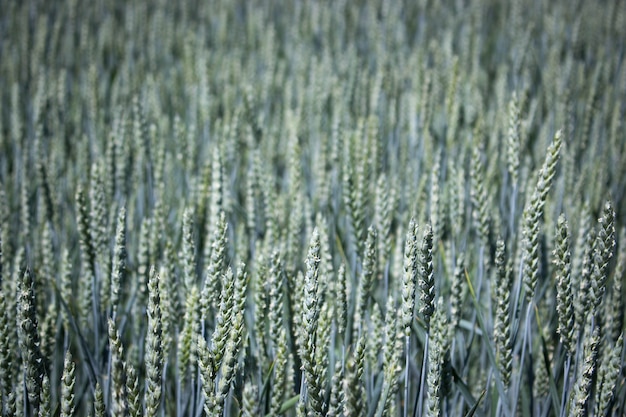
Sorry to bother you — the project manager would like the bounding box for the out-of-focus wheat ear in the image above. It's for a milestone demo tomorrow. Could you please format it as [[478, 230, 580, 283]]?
[[554, 214, 575, 355], [494, 239, 513, 387], [202, 212, 227, 317], [14, 369, 24, 416], [89, 162, 108, 268], [178, 284, 200, 381], [132, 94, 151, 173], [590, 200, 615, 312], [336, 264, 348, 346], [260, 169, 277, 259], [76, 185, 95, 326], [449, 252, 465, 335], [574, 227, 596, 337], [161, 242, 180, 331], [448, 162, 466, 239], [150, 195, 165, 264], [533, 337, 550, 400], [245, 150, 260, 251], [572, 203, 591, 286], [368, 302, 384, 370], [430, 155, 443, 246], [110, 207, 126, 319], [507, 92, 521, 187], [375, 173, 395, 273], [18, 268, 44, 414], [104, 129, 117, 204], [197, 336, 215, 416], [418, 68, 433, 133], [60, 350, 76, 417], [182, 207, 197, 291], [39, 302, 57, 373], [401, 218, 418, 336], [419, 224, 435, 329], [579, 66, 600, 153], [252, 254, 268, 370], [113, 108, 127, 198], [19, 158, 30, 245], [38, 223, 54, 318], [470, 143, 490, 248], [93, 381, 106, 417], [126, 360, 142, 417], [59, 247, 73, 332], [327, 360, 344, 417], [38, 374, 50, 417], [353, 226, 377, 338], [343, 336, 366, 416], [607, 231, 625, 341], [234, 222, 249, 267], [569, 325, 600, 417], [269, 327, 288, 416], [267, 251, 284, 356], [206, 145, 224, 243], [0, 188, 9, 267], [341, 133, 360, 257], [135, 216, 152, 319], [285, 132, 304, 269], [593, 333, 623, 416], [211, 268, 235, 371], [108, 318, 129, 416], [145, 267, 163, 417], [522, 129, 562, 303], [76, 184, 95, 279], [377, 296, 403, 417], [241, 380, 258, 417], [444, 57, 460, 149]]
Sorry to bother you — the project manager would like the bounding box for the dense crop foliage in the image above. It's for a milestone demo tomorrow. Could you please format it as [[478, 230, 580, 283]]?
[[0, 0, 625, 416]]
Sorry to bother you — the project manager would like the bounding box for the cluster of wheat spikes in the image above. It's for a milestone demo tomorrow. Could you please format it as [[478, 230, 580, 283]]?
[[0, 0, 625, 416]]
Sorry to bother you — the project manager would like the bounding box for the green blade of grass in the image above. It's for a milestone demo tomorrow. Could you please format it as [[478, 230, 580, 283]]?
[[464, 389, 486, 417], [279, 395, 300, 413]]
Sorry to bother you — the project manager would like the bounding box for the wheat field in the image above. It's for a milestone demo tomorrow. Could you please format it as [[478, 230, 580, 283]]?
[[0, 0, 625, 416]]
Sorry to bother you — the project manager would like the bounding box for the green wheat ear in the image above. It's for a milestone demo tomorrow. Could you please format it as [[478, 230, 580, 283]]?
[[570, 325, 600, 417], [554, 214, 575, 355], [301, 228, 323, 417], [18, 268, 44, 414], [38, 375, 50, 417], [419, 224, 435, 329], [145, 267, 163, 417], [108, 318, 129, 416], [590, 200, 616, 313], [60, 350, 76, 417], [522, 129, 562, 303], [353, 226, 377, 338], [594, 333, 623, 416], [93, 382, 106, 417], [401, 219, 418, 336], [494, 239, 513, 387]]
